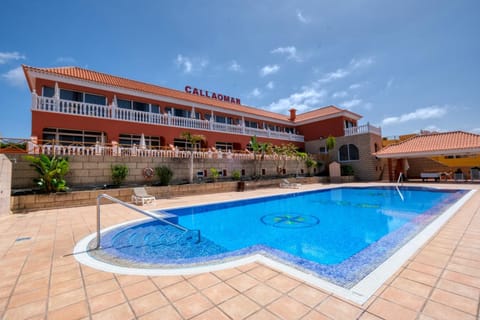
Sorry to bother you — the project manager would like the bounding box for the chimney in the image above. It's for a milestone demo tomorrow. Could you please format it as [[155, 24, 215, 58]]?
[[289, 108, 297, 121]]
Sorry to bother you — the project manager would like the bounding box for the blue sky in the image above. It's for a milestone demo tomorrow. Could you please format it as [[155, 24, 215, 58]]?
[[1, 0, 479, 139]]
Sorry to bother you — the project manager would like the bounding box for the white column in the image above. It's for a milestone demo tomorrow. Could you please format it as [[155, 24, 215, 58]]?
[[31, 90, 38, 110]]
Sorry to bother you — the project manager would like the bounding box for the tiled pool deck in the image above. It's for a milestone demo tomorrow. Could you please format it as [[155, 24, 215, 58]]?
[[1, 183, 479, 319]]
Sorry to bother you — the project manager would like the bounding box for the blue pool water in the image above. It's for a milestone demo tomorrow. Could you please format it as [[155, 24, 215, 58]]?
[[100, 186, 467, 287]]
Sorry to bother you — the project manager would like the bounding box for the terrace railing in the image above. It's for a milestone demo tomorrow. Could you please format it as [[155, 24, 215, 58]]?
[[9, 137, 301, 161], [344, 123, 381, 137], [33, 95, 304, 142]]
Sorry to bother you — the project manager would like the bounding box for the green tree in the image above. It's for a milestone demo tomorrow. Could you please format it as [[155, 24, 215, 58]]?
[[155, 166, 173, 186], [24, 154, 70, 193]]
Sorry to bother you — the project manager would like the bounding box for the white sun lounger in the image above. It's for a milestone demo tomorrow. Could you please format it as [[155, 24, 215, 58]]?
[[131, 187, 156, 205], [280, 179, 301, 189]]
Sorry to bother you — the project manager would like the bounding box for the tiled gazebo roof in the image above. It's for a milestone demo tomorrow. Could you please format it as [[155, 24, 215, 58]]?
[[375, 131, 480, 158]]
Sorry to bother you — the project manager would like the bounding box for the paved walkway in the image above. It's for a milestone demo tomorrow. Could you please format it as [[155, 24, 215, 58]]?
[[1, 183, 479, 319]]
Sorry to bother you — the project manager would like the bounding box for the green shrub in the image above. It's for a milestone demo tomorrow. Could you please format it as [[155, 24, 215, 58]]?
[[232, 170, 241, 180], [155, 166, 174, 186], [210, 168, 220, 181], [341, 164, 354, 176], [111, 164, 129, 186], [24, 154, 69, 193]]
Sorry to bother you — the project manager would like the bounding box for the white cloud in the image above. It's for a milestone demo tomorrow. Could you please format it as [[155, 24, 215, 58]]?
[[267, 87, 327, 113], [260, 64, 280, 77], [317, 57, 374, 84], [271, 46, 301, 62], [175, 54, 208, 73], [228, 60, 242, 72], [55, 56, 77, 64], [250, 88, 261, 97], [332, 91, 348, 98], [266, 81, 274, 89], [342, 99, 362, 109], [2, 66, 25, 87], [382, 106, 447, 126], [349, 83, 362, 90], [296, 9, 309, 24], [317, 68, 349, 83], [0, 51, 25, 64]]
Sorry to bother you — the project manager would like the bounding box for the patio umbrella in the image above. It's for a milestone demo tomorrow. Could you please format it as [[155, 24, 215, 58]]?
[[139, 133, 146, 150]]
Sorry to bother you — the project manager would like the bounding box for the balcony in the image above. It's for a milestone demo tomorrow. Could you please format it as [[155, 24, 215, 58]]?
[[344, 123, 381, 137], [32, 95, 304, 142]]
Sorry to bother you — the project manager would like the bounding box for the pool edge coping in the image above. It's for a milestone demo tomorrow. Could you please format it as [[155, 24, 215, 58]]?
[[73, 187, 476, 305]]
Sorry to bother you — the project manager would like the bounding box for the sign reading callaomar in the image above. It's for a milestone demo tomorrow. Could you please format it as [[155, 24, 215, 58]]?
[[184, 85, 241, 105]]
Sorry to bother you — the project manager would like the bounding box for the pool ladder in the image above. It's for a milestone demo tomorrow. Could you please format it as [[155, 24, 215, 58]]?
[[396, 173, 405, 201], [95, 193, 201, 249]]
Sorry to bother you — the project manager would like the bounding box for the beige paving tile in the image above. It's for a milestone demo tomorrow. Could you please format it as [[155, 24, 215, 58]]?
[[150, 275, 184, 288], [316, 296, 363, 320], [436, 278, 480, 300], [129, 291, 169, 317], [2, 300, 46, 320], [161, 280, 197, 302], [244, 283, 282, 306], [48, 288, 86, 312], [390, 277, 432, 298], [47, 300, 89, 320], [422, 300, 476, 320], [191, 307, 231, 320], [267, 295, 311, 319], [430, 288, 478, 315], [122, 279, 157, 300], [201, 282, 238, 305], [367, 297, 418, 320], [188, 272, 221, 290], [226, 273, 260, 292], [265, 273, 300, 293], [88, 289, 126, 314], [85, 278, 120, 298], [380, 286, 426, 312], [172, 292, 213, 319], [219, 294, 260, 319], [301, 309, 332, 320], [288, 283, 329, 308], [138, 304, 182, 320], [91, 302, 135, 320], [246, 264, 279, 281]]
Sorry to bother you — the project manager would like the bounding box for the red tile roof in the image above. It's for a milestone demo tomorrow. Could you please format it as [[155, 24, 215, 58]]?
[[23, 65, 352, 124], [375, 131, 480, 158]]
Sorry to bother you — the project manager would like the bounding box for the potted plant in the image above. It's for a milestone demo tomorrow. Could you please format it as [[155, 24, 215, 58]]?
[[155, 166, 174, 186], [111, 164, 129, 186]]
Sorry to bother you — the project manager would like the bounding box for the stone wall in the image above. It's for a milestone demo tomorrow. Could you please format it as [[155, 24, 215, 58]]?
[[0, 154, 12, 216], [11, 176, 329, 212], [8, 155, 309, 190]]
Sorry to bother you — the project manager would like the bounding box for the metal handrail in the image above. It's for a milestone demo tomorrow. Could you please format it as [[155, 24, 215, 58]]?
[[95, 193, 200, 249], [396, 173, 405, 201]]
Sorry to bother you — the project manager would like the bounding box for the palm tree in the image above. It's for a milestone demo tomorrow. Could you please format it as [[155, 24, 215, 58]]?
[[181, 132, 206, 183]]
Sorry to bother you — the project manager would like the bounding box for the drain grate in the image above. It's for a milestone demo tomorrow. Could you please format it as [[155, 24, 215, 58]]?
[[15, 237, 32, 242]]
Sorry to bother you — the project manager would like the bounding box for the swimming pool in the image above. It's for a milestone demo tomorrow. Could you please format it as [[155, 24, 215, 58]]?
[[90, 186, 469, 290]]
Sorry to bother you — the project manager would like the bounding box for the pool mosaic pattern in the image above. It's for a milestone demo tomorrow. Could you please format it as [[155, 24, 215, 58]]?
[[1, 183, 480, 319]]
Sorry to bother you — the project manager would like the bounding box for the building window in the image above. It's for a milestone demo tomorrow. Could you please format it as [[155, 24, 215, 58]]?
[[339, 144, 359, 161], [117, 99, 132, 109], [173, 138, 200, 150], [60, 89, 83, 102], [119, 134, 160, 147], [42, 86, 55, 97], [84, 93, 106, 105], [244, 120, 258, 128], [133, 101, 148, 112], [345, 120, 355, 128], [151, 104, 160, 113], [42, 128, 104, 145], [319, 146, 328, 154], [215, 115, 226, 123], [215, 142, 233, 151]]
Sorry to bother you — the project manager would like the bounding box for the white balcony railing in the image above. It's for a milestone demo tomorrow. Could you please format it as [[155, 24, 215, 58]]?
[[32, 95, 304, 142], [344, 123, 381, 137]]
